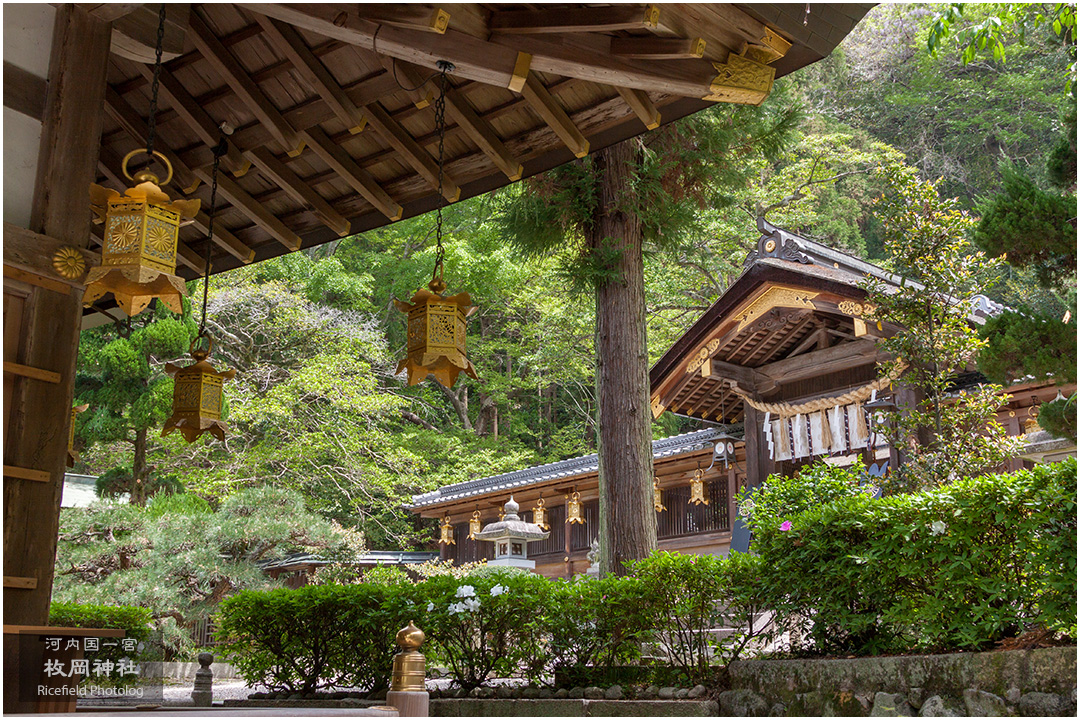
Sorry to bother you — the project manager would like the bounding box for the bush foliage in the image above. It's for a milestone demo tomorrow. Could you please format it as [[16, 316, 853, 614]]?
[[216, 460, 1075, 691]]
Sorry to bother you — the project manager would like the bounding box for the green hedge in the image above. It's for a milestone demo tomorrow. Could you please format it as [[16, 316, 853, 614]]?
[[48, 603, 154, 685], [216, 460, 1076, 691], [745, 458, 1077, 654]]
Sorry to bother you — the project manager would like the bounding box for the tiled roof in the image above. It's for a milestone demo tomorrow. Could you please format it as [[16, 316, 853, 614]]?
[[411, 427, 733, 509]]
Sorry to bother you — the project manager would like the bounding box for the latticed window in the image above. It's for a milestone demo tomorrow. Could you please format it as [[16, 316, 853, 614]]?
[[657, 479, 729, 539], [527, 504, 565, 557]]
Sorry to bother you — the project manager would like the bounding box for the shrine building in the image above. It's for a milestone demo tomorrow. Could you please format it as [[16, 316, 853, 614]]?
[[411, 219, 1077, 576]]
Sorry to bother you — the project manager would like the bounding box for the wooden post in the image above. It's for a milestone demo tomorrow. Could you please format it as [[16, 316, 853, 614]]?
[[3, 5, 111, 713]]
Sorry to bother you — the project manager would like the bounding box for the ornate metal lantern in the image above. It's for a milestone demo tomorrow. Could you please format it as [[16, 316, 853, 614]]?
[[438, 515, 456, 546], [393, 60, 479, 389], [654, 477, 666, 513], [67, 404, 89, 468], [468, 510, 482, 540], [566, 491, 585, 525], [86, 151, 199, 316], [532, 497, 549, 530], [161, 334, 235, 443], [689, 468, 710, 506], [394, 280, 478, 388]]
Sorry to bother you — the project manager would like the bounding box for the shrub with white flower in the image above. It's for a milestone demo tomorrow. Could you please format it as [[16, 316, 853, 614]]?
[[426, 602, 435, 612], [455, 584, 476, 598], [490, 584, 505, 596], [930, 520, 947, 536]]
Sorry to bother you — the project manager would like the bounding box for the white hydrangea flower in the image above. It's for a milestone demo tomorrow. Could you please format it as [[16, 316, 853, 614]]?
[[490, 584, 505, 596], [455, 584, 476, 598], [930, 520, 947, 536]]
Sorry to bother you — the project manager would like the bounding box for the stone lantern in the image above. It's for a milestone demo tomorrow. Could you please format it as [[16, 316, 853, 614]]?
[[474, 497, 549, 569]]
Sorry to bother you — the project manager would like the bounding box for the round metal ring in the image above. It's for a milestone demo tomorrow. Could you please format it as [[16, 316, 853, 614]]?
[[121, 148, 174, 186]]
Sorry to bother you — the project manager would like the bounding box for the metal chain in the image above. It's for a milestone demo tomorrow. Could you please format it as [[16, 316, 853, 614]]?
[[200, 131, 229, 337], [145, 4, 167, 162], [431, 60, 454, 286]]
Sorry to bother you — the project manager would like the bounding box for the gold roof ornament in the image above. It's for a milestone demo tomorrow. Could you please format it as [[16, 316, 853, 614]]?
[[85, 151, 199, 316], [689, 468, 709, 506], [566, 491, 585, 525], [161, 333, 235, 443], [468, 510, 482, 540], [654, 477, 666, 513], [532, 496, 549, 530], [438, 515, 456, 545], [391, 621, 426, 692]]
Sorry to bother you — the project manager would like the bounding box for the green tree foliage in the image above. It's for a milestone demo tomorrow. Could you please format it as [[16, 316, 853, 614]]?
[[867, 166, 1021, 490], [978, 310, 1077, 385], [52, 487, 363, 652], [75, 301, 198, 505]]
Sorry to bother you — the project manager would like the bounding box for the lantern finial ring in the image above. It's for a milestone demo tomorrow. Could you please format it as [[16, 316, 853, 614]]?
[[122, 148, 174, 186], [190, 331, 213, 361]]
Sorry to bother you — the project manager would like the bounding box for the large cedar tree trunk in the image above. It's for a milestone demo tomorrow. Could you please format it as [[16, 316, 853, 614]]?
[[589, 140, 657, 575]]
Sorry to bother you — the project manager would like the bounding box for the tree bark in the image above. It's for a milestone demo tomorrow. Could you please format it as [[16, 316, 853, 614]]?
[[590, 140, 656, 576], [131, 427, 148, 507]]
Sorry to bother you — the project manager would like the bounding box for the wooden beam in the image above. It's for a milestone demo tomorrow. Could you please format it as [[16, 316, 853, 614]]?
[[254, 16, 367, 135], [194, 169, 301, 251], [3, 466, 51, 483], [3, 577, 38, 590], [4, 625, 126, 637], [3, 363, 62, 385], [300, 127, 402, 221], [103, 85, 202, 193], [188, 212, 255, 265], [520, 73, 589, 158], [393, 61, 523, 181], [611, 36, 706, 60], [240, 4, 722, 98], [109, 4, 189, 64], [354, 4, 450, 33], [188, 11, 304, 156], [175, 242, 207, 275], [245, 146, 351, 237], [362, 102, 461, 202], [4, 223, 99, 291], [75, 4, 142, 23], [614, 86, 660, 130], [135, 63, 250, 176], [3, 61, 47, 121], [756, 339, 886, 386], [490, 5, 660, 34], [707, 359, 767, 398]]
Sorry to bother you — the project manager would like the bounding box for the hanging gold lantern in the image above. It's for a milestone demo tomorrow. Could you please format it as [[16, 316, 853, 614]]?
[[86, 153, 199, 318], [394, 278, 478, 388], [438, 515, 456, 545], [566, 491, 585, 525], [393, 60, 478, 389], [66, 404, 89, 468], [161, 334, 235, 443], [532, 497, 549, 530], [689, 468, 710, 506], [654, 477, 666, 513], [467, 510, 482, 540]]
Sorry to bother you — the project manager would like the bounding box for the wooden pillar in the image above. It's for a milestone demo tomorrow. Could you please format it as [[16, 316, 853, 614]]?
[[743, 405, 775, 490], [4, 7, 111, 711]]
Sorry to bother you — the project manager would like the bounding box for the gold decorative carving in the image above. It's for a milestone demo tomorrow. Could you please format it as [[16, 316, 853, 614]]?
[[52, 246, 86, 280], [703, 54, 775, 106], [650, 396, 666, 419], [838, 300, 876, 317], [764, 239, 776, 253], [736, 286, 818, 331], [685, 338, 721, 374]]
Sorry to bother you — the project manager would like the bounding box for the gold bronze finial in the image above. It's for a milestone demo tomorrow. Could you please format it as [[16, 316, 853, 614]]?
[[391, 621, 426, 692]]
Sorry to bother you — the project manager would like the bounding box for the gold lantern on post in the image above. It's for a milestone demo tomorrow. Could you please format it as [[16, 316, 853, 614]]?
[[438, 515, 456, 545], [689, 468, 710, 506], [532, 497, 549, 530], [654, 477, 666, 513], [394, 60, 478, 389], [161, 334, 236, 443], [86, 152, 198, 316], [468, 510, 482, 540], [67, 404, 89, 468], [566, 491, 585, 525]]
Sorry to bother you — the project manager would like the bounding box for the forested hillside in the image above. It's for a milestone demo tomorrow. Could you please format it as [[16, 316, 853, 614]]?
[[71, 3, 1076, 552]]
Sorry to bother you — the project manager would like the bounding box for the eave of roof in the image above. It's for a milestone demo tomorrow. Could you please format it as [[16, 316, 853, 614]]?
[[410, 426, 730, 509]]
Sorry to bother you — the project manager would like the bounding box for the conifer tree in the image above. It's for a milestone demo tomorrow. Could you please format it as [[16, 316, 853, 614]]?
[[500, 99, 800, 573]]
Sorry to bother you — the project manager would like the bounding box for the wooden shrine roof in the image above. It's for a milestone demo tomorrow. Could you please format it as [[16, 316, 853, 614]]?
[[648, 220, 1006, 425], [79, 3, 872, 284]]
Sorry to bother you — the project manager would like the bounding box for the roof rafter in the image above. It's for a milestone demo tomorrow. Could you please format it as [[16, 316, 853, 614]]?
[[300, 126, 403, 221], [244, 146, 352, 237], [521, 72, 589, 158]]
